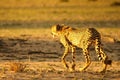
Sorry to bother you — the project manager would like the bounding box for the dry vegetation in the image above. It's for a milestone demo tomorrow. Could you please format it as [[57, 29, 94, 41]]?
[[0, 0, 120, 80], [0, 61, 120, 80]]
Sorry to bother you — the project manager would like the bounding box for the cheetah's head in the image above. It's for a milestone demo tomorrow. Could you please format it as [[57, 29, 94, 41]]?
[[51, 24, 64, 38], [51, 24, 74, 38]]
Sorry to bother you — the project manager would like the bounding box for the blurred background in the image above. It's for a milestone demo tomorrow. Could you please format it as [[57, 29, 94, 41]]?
[[0, 0, 120, 29]]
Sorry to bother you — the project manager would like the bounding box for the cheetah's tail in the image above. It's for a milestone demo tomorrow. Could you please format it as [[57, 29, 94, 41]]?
[[95, 38, 112, 65]]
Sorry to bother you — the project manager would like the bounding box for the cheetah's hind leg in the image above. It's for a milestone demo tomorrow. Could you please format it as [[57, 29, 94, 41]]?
[[79, 48, 91, 72], [99, 48, 112, 73]]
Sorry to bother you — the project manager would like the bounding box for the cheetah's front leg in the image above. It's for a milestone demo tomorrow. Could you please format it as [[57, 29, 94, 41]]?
[[70, 46, 76, 72], [61, 47, 69, 70]]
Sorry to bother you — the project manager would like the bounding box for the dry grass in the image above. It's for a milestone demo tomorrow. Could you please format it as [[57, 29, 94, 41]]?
[[0, 28, 51, 39], [9, 62, 26, 72], [0, 0, 119, 23], [0, 61, 119, 80]]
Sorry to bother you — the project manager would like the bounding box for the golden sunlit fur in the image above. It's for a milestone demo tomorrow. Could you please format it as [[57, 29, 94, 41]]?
[[51, 24, 112, 73]]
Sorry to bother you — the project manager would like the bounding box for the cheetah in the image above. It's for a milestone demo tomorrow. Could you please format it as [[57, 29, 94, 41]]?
[[51, 24, 112, 73]]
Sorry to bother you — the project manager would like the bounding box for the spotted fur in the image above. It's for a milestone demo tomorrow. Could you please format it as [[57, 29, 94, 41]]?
[[51, 24, 112, 73]]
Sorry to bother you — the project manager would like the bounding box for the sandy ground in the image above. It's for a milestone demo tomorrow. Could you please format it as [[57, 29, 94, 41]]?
[[0, 62, 120, 80], [0, 36, 120, 80]]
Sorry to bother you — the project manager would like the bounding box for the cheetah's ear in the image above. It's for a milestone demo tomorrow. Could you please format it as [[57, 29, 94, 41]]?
[[56, 24, 63, 31]]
